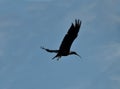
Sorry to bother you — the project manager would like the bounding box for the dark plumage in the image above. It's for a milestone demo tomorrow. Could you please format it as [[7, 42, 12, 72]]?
[[41, 19, 82, 60]]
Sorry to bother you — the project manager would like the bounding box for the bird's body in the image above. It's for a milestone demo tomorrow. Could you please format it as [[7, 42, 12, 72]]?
[[41, 19, 82, 60]]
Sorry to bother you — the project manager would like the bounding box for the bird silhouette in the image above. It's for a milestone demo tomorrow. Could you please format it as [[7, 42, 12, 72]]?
[[41, 19, 82, 60]]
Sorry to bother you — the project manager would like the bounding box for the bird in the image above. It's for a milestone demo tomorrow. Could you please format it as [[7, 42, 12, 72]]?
[[41, 19, 82, 61]]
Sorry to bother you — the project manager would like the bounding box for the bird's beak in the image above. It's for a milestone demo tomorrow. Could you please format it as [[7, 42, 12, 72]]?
[[75, 53, 82, 58]]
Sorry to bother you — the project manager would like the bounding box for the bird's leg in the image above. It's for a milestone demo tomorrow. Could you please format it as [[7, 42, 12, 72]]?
[[57, 56, 61, 61], [52, 55, 61, 61]]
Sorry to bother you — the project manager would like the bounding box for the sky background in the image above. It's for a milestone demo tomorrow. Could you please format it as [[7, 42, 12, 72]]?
[[0, 0, 120, 89]]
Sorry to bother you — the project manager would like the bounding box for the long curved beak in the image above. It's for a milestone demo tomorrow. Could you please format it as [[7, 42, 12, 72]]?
[[75, 53, 82, 58]]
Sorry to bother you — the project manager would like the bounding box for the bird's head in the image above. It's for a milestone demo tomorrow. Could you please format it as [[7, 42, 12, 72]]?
[[69, 51, 81, 58]]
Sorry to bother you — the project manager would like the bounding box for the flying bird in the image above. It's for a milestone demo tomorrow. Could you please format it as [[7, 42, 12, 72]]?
[[41, 19, 82, 60]]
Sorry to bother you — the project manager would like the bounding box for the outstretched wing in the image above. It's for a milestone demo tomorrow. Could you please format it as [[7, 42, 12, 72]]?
[[59, 19, 82, 52], [41, 47, 58, 53]]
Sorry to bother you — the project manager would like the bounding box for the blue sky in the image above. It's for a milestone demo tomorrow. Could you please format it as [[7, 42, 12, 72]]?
[[0, 0, 120, 89]]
